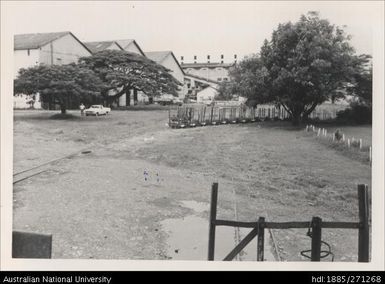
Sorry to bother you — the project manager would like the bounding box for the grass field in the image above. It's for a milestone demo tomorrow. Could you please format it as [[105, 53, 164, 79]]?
[[12, 109, 372, 261]]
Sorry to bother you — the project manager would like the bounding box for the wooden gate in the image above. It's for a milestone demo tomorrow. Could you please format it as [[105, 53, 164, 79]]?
[[208, 183, 370, 262]]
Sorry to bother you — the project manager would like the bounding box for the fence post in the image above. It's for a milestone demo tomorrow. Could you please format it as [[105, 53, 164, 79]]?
[[168, 107, 170, 126], [311, 216, 322, 261], [358, 184, 369, 262], [208, 182, 218, 261], [257, 217, 265, 261]]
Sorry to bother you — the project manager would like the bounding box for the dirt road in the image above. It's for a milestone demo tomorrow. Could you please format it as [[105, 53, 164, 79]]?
[[12, 110, 371, 261]]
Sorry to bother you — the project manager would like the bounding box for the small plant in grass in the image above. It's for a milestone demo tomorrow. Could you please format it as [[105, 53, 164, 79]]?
[[351, 139, 361, 149], [334, 129, 343, 141]]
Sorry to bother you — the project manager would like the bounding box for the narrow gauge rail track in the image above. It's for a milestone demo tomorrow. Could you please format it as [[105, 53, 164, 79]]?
[[13, 148, 91, 184]]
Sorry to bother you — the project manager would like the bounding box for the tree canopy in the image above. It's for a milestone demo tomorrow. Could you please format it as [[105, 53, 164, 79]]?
[[79, 50, 182, 103], [231, 12, 371, 124], [14, 64, 106, 113], [346, 57, 372, 107], [218, 55, 271, 105]]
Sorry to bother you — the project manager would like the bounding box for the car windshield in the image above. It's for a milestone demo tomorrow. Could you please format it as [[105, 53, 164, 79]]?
[[91, 105, 101, 108]]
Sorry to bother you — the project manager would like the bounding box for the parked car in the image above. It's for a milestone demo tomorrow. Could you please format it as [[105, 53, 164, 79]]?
[[85, 105, 111, 116], [172, 98, 183, 106]]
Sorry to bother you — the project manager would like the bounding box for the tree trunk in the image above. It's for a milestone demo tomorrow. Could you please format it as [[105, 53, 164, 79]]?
[[133, 89, 138, 105], [303, 102, 319, 121], [106, 86, 129, 104], [291, 113, 301, 126]]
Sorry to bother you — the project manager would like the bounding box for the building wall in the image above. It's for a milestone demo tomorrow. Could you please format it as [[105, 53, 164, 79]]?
[[184, 66, 230, 82], [14, 49, 42, 109], [197, 87, 217, 104], [161, 54, 186, 98], [14, 49, 40, 78], [39, 33, 92, 65]]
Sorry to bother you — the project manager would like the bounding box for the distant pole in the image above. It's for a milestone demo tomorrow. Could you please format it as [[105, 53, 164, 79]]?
[[347, 139, 350, 148], [168, 107, 171, 126], [359, 139, 363, 149], [369, 146, 372, 162]]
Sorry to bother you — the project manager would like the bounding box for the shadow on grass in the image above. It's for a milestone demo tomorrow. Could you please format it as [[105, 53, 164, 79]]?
[[114, 105, 173, 111], [238, 120, 304, 131], [50, 113, 81, 120]]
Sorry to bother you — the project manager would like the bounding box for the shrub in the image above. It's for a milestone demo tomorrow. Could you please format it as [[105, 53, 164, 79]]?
[[336, 103, 372, 124], [334, 129, 343, 141]]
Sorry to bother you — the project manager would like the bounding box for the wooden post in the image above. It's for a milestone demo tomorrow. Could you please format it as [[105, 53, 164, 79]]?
[[311, 216, 322, 261], [342, 134, 345, 142], [168, 107, 171, 126], [348, 139, 351, 148], [208, 183, 218, 261], [203, 106, 206, 123], [358, 184, 369, 262], [369, 146, 372, 162], [359, 139, 362, 149], [210, 106, 214, 123], [257, 217, 265, 261]]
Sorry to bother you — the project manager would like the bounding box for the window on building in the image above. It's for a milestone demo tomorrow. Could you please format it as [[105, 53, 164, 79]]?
[[223, 78, 229, 81], [216, 67, 223, 71], [217, 78, 222, 82], [201, 68, 207, 71]]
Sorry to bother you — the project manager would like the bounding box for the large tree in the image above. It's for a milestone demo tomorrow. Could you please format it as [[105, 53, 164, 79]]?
[[14, 64, 106, 114], [241, 12, 370, 124], [79, 50, 181, 104]]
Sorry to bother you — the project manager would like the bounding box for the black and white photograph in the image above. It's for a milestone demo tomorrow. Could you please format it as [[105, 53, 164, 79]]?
[[1, 0, 384, 271]]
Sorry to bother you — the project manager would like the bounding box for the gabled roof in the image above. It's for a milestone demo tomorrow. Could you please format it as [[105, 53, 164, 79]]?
[[14, 31, 70, 50], [14, 31, 93, 54], [145, 51, 185, 75], [115, 39, 145, 56], [145, 51, 171, 63], [83, 41, 123, 53]]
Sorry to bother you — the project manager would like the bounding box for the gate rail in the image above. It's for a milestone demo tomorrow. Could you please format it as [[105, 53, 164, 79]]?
[[208, 183, 370, 262]]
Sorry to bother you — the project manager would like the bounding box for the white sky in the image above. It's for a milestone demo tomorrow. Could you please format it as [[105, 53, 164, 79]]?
[[1, 1, 380, 62]]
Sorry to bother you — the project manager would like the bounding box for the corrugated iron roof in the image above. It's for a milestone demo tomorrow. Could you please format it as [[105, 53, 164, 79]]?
[[115, 39, 135, 49], [14, 31, 71, 50], [115, 39, 145, 56], [145, 51, 172, 64], [83, 41, 122, 53]]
